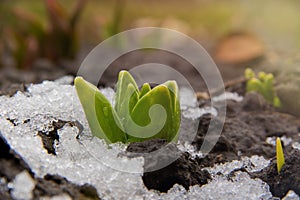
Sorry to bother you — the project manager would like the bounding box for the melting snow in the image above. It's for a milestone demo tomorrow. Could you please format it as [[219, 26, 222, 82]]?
[[0, 77, 298, 199], [212, 92, 243, 102], [10, 171, 35, 200]]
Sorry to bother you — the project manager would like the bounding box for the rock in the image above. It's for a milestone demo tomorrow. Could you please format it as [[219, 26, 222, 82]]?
[[242, 91, 271, 111]]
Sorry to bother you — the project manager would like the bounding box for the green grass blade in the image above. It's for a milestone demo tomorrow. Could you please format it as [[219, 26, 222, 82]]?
[[276, 137, 285, 174]]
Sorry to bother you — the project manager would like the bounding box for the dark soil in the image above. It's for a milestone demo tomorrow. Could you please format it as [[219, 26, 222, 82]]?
[[38, 119, 83, 155], [192, 92, 300, 169], [0, 60, 72, 96], [0, 134, 100, 200], [0, 49, 209, 96], [1, 51, 299, 197], [189, 90, 299, 197], [127, 139, 211, 192], [192, 114, 239, 168], [100, 50, 208, 92], [37, 120, 69, 155], [250, 149, 300, 198], [142, 152, 211, 193], [126, 138, 168, 154], [34, 174, 100, 200]]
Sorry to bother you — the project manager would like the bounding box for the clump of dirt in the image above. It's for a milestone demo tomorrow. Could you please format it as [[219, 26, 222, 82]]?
[[250, 149, 300, 198], [37, 119, 83, 155], [127, 139, 211, 192], [37, 120, 68, 155], [34, 174, 100, 200], [142, 152, 211, 193], [0, 134, 100, 199], [5, 118, 30, 127], [241, 91, 273, 112], [6, 118, 18, 127], [126, 138, 168, 154]]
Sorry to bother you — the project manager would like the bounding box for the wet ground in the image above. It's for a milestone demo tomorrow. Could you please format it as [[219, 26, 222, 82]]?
[[0, 75, 299, 199], [0, 46, 299, 199]]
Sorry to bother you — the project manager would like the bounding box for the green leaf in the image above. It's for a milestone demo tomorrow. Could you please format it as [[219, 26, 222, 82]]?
[[126, 84, 177, 142], [246, 78, 263, 93], [245, 69, 281, 107], [114, 71, 139, 131], [163, 80, 181, 141], [244, 68, 255, 79], [75, 77, 126, 143], [262, 73, 275, 103], [276, 137, 285, 174], [94, 90, 127, 143], [115, 70, 139, 118], [258, 71, 267, 81], [139, 83, 151, 98], [273, 96, 281, 108], [163, 81, 179, 110], [117, 83, 139, 126]]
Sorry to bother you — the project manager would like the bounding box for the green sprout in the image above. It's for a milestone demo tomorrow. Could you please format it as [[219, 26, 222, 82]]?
[[276, 137, 285, 174], [244, 68, 281, 107], [75, 70, 181, 144]]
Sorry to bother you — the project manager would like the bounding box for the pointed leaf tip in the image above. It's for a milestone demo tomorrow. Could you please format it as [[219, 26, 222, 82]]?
[[276, 137, 285, 174], [139, 83, 151, 98], [74, 76, 83, 85], [115, 70, 139, 115], [74, 76, 126, 143]]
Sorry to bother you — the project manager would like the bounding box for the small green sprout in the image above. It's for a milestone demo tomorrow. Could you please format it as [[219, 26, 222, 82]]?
[[75, 70, 180, 144], [244, 68, 281, 107], [276, 137, 285, 174]]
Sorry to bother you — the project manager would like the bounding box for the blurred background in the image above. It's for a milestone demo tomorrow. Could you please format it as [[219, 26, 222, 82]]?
[[0, 0, 299, 115]]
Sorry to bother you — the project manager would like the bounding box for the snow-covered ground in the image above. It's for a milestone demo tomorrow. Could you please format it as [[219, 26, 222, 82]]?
[[0, 77, 298, 199]]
